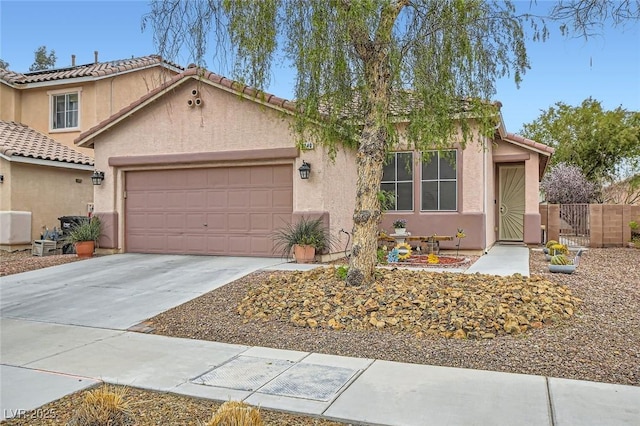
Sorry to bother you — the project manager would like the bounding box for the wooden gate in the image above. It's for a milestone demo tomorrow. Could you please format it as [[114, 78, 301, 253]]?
[[559, 204, 590, 247]]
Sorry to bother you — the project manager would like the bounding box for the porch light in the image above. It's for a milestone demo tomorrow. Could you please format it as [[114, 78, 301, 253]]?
[[91, 170, 105, 185], [298, 161, 311, 180]]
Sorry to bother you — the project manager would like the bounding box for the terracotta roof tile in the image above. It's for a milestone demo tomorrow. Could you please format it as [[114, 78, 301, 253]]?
[[504, 132, 555, 155], [0, 121, 93, 166], [0, 55, 183, 85]]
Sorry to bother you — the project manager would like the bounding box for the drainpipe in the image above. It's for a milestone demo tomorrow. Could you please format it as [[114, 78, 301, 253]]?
[[483, 136, 488, 253]]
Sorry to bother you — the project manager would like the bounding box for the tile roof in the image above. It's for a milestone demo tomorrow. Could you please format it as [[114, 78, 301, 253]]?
[[0, 121, 94, 166], [0, 55, 183, 85], [503, 132, 554, 178], [504, 132, 555, 155], [76, 66, 297, 147]]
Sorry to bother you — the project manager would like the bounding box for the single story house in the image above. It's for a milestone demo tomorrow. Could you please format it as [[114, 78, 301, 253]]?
[[75, 67, 553, 257]]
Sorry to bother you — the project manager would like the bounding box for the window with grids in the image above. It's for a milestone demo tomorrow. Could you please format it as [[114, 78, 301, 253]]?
[[51, 92, 79, 130], [421, 150, 457, 211], [381, 152, 413, 211]]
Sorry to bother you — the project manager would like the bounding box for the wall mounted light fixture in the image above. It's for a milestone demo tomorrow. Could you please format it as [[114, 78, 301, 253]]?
[[91, 170, 105, 185], [298, 161, 311, 180]]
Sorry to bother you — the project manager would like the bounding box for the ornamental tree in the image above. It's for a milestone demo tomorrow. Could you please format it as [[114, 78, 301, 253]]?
[[144, 0, 638, 286], [541, 162, 596, 204], [521, 98, 640, 186]]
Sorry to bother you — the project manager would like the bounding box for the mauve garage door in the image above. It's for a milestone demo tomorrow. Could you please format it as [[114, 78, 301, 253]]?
[[125, 165, 293, 256]]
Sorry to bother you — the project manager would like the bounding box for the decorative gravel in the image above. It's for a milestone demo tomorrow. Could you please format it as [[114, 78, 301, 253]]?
[[0, 250, 86, 276], [148, 248, 639, 387]]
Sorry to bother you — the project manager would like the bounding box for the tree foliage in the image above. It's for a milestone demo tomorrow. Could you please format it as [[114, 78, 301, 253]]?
[[541, 162, 596, 204], [546, 0, 640, 37], [144, 0, 639, 285], [521, 98, 640, 185], [0, 58, 9, 69], [29, 46, 57, 72]]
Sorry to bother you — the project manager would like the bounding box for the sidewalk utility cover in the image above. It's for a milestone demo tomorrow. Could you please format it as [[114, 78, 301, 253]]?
[[193, 356, 293, 391], [257, 363, 358, 401], [192, 356, 359, 402]]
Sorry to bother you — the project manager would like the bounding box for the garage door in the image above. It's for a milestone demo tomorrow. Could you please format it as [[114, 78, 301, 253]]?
[[125, 165, 293, 256]]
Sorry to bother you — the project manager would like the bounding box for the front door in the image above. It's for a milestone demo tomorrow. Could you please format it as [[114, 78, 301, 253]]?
[[499, 165, 525, 241]]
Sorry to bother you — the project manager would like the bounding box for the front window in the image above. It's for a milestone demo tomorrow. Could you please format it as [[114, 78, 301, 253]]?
[[421, 150, 457, 211], [51, 92, 79, 130], [381, 152, 413, 211]]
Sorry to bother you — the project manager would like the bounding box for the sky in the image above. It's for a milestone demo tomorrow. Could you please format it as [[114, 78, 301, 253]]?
[[1, 0, 639, 134]]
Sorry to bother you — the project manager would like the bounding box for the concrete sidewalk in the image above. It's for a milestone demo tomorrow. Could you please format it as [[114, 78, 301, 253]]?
[[2, 319, 639, 425], [465, 244, 530, 276]]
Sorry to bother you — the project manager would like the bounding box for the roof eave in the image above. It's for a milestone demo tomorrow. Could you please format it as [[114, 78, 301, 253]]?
[[0, 153, 94, 170], [8, 62, 182, 90]]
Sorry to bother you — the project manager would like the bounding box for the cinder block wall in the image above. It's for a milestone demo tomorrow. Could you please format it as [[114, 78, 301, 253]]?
[[540, 204, 640, 248]]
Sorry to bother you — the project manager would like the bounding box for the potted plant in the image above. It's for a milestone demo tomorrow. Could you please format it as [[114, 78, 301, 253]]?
[[549, 249, 583, 274], [272, 217, 334, 263], [544, 241, 567, 261], [64, 216, 102, 258], [392, 219, 407, 235]]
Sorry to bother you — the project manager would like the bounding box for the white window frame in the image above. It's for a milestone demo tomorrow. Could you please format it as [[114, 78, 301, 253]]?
[[48, 87, 82, 132], [381, 151, 414, 211], [420, 149, 458, 211]]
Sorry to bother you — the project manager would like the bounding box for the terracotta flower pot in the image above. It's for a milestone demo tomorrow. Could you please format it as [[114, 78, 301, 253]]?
[[75, 241, 95, 258], [293, 244, 315, 263]]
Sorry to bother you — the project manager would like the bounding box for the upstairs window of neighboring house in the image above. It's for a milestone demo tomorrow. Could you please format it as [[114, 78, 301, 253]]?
[[381, 152, 413, 211], [421, 150, 457, 211], [49, 89, 80, 130]]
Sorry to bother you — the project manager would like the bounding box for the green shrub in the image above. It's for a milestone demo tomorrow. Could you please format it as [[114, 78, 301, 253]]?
[[377, 248, 388, 264], [335, 265, 349, 280]]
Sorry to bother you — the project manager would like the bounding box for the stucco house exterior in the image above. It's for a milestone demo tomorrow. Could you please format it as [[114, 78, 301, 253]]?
[[0, 55, 183, 248], [0, 121, 94, 250], [75, 66, 553, 257]]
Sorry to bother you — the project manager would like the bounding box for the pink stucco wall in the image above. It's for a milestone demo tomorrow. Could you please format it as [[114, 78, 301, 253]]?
[[91, 76, 357, 252]]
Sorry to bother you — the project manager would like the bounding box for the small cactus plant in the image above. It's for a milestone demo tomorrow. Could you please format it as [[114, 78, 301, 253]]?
[[550, 254, 570, 265], [550, 243, 568, 255], [545, 240, 559, 249]]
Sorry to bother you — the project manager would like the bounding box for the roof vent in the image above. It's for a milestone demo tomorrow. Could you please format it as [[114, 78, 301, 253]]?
[[94, 51, 99, 64]]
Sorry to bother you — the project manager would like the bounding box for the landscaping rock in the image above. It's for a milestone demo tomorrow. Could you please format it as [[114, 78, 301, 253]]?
[[237, 267, 582, 339]]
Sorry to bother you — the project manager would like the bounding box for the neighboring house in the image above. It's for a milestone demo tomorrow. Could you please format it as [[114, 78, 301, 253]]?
[[75, 66, 553, 257], [0, 121, 93, 250], [0, 54, 183, 247], [0, 54, 183, 156]]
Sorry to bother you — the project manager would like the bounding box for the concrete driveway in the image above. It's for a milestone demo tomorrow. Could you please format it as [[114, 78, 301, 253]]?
[[0, 254, 286, 329]]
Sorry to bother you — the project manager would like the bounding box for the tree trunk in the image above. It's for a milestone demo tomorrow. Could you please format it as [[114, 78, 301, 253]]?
[[342, 1, 401, 286], [346, 127, 386, 286]]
